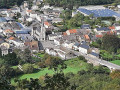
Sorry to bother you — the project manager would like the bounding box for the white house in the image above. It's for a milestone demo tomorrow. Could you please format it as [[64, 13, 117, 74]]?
[[62, 41, 74, 49], [79, 44, 90, 54], [45, 48, 57, 56], [72, 42, 80, 51], [30, 11, 38, 18], [32, 5, 39, 10]]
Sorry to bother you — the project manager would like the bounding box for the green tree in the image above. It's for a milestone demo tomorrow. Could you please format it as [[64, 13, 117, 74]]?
[[23, 64, 34, 74]]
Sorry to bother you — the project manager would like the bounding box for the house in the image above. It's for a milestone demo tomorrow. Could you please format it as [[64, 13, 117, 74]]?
[[113, 23, 120, 30], [0, 42, 10, 56], [57, 47, 76, 59], [79, 43, 90, 54], [15, 34, 33, 42], [72, 42, 80, 51], [95, 35, 103, 38], [52, 18, 63, 23], [32, 5, 39, 10], [24, 41, 39, 52], [94, 27, 110, 34], [48, 34, 58, 41], [84, 35, 90, 42], [30, 11, 38, 18], [88, 52, 99, 58], [3, 29, 14, 37], [45, 48, 57, 56], [0, 46, 8, 56], [54, 37, 64, 45], [43, 9, 61, 17], [44, 21, 51, 28], [109, 26, 115, 31], [116, 30, 120, 35], [48, 32, 62, 41], [62, 40, 74, 49], [26, 10, 32, 16], [7, 36, 24, 47], [66, 29, 77, 35], [81, 24, 91, 29]]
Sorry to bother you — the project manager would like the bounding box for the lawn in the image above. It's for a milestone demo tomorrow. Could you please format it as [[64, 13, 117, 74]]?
[[37, 53, 45, 58], [11, 58, 88, 84], [110, 60, 120, 66]]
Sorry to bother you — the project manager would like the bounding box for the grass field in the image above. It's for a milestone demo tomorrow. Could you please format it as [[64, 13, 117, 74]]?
[[11, 58, 88, 84], [110, 60, 120, 66]]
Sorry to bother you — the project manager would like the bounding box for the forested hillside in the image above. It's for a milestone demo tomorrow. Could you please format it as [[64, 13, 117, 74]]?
[[45, 0, 115, 7], [0, 0, 25, 8], [0, 0, 119, 9]]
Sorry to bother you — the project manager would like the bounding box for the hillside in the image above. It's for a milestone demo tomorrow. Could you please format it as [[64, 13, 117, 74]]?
[[45, 0, 115, 7], [0, 0, 25, 8]]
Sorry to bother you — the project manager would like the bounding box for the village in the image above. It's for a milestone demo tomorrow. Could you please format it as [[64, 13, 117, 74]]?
[[1, 0, 120, 89], [0, 0, 120, 69]]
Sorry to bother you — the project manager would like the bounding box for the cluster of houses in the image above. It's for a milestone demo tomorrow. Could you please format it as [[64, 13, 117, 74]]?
[[46, 23, 120, 59], [0, 0, 120, 60]]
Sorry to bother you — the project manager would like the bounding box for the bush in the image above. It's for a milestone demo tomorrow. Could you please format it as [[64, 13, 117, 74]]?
[[78, 56, 87, 62]]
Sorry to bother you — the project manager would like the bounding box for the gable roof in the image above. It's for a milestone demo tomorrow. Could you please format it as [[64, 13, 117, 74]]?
[[27, 10, 32, 13], [63, 32, 67, 36], [96, 35, 103, 38], [109, 26, 115, 30], [68, 29, 77, 34], [80, 44, 89, 49], [90, 52, 99, 57], [96, 27, 110, 31], [44, 21, 50, 26], [81, 24, 90, 29], [84, 35, 90, 40], [4, 29, 14, 33]]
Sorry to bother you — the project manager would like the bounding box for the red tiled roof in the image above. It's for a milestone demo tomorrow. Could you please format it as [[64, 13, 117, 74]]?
[[4, 29, 14, 33], [8, 37, 15, 40], [68, 29, 77, 34], [27, 10, 32, 13], [96, 35, 103, 38], [109, 26, 115, 30], [44, 22, 50, 26], [63, 32, 67, 36], [84, 35, 90, 40]]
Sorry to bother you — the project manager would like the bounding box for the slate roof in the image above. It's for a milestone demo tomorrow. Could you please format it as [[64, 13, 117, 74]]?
[[96, 27, 110, 31], [81, 24, 90, 29], [80, 44, 89, 49], [90, 52, 99, 57]]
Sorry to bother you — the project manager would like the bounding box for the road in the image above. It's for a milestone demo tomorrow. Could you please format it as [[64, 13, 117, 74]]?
[[71, 49, 120, 70], [39, 40, 120, 70]]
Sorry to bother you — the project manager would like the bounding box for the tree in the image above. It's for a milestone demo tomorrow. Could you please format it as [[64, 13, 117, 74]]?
[[23, 48, 32, 63], [110, 70, 120, 79], [0, 65, 15, 78], [102, 34, 120, 53], [0, 75, 15, 90], [3, 52, 19, 65], [15, 78, 41, 90], [44, 73, 70, 90], [23, 64, 34, 74]]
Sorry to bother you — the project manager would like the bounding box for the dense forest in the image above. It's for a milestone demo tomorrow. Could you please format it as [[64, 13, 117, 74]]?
[[45, 0, 114, 7], [0, 0, 25, 8], [0, 0, 118, 9]]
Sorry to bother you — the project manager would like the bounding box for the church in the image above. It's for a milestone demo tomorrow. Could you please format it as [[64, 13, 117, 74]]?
[[31, 19, 46, 41]]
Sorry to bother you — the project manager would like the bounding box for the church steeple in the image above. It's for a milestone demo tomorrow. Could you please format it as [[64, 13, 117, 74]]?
[[40, 17, 46, 41]]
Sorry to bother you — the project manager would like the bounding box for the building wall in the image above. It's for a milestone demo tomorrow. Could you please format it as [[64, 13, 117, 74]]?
[[79, 47, 88, 54]]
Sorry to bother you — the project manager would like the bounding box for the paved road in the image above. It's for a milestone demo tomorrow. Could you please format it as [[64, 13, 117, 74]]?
[[40, 40, 120, 70], [71, 49, 120, 70]]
